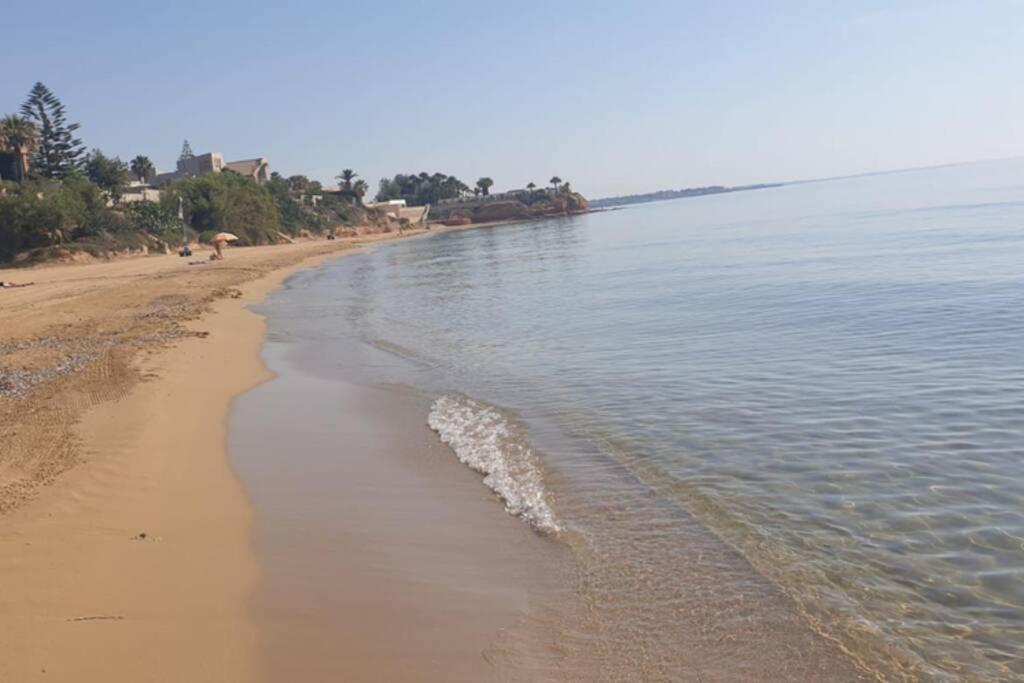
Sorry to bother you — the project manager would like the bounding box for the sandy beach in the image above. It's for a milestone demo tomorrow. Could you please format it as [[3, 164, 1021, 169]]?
[[0, 215, 876, 682], [0, 235, 410, 681]]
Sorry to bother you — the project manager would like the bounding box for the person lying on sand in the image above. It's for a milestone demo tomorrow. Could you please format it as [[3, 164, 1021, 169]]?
[[1, 281, 34, 288]]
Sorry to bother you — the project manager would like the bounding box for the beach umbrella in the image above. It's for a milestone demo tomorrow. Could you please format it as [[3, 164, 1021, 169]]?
[[212, 232, 239, 242]]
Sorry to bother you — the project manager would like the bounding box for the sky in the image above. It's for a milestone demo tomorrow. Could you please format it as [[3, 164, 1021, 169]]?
[[3, 1, 1022, 198]]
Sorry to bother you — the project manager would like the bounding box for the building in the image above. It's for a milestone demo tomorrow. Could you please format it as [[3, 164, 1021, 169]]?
[[150, 148, 270, 186], [365, 199, 408, 210], [364, 199, 428, 225], [119, 181, 162, 204], [222, 157, 271, 182]]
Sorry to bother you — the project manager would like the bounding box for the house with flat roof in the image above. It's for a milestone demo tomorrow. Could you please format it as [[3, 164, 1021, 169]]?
[[150, 143, 270, 186]]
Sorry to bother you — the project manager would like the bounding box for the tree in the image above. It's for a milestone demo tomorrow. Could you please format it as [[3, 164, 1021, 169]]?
[[476, 177, 494, 196], [336, 169, 358, 191], [0, 115, 39, 181], [161, 171, 281, 245], [266, 173, 325, 234], [375, 171, 468, 205], [287, 174, 311, 194], [352, 179, 368, 202], [20, 82, 85, 179], [130, 155, 154, 183], [550, 176, 562, 191], [84, 149, 129, 200], [526, 182, 536, 191]]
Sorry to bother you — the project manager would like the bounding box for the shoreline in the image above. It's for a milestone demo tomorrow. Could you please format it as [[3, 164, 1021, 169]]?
[[231, 363, 575, 680], [232, 220, 880, 681], [0, 209, 879, 680], [0, 223, 514, 680]]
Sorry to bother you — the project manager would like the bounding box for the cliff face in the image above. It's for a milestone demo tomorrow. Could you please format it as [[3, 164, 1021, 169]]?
[[440, 193, 589, 226]]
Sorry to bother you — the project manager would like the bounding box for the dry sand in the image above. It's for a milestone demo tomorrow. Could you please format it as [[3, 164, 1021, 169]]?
[[0, 236, 414, 681]]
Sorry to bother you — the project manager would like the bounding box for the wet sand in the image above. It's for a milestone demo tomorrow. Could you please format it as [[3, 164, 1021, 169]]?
[[231, 349, 574, 681]]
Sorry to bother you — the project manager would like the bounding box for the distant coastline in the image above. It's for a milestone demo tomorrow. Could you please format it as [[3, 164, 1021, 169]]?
[[591, 183, 783, 209], [591, 157, 1024, 212]]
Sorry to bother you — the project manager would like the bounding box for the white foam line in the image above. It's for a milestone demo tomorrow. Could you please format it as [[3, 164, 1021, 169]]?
[[428, 394, 561, 534]]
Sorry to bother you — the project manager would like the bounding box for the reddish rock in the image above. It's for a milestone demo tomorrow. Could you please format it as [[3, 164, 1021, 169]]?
[[442, 215, 473, 226], [472, 200, 531, 223]]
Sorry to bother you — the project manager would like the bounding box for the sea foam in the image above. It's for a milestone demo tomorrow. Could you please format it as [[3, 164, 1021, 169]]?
[[428, 394, 561, 534]]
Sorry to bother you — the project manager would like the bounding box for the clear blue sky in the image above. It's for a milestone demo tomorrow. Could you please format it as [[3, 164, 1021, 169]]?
[[3, 1, 1021, 197]]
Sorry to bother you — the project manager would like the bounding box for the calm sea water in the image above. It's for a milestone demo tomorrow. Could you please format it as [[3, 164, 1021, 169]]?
[[262, 159, 1024, 681]]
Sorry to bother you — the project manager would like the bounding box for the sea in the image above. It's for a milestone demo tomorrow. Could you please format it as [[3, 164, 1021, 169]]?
[[252, 158, 1024, 681]]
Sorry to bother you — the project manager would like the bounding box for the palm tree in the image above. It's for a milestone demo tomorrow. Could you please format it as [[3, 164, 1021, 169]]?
[[549, 176, 562, 192], [526, 182, 536, 191], [0, 115, 40, 181], [336, 169, 358, 191], [130, 155, 154, 184], [476, 177, 494, 196], [352, 179, 368, 203]]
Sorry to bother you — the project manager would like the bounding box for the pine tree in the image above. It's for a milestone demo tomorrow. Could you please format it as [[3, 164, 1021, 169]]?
[[20, 82, 85, 179]]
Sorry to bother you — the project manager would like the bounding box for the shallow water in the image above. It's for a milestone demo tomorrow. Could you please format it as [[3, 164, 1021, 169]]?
[[257, 158, 1024, 681]]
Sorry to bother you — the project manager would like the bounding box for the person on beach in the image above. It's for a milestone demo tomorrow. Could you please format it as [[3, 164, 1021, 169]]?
[[209, 232, 237, 260], [1, 281, 34, 288]]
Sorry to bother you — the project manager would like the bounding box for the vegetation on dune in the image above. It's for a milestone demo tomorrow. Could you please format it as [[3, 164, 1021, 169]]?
[[84, 149, 129, 200], [0, 168, 371, 262], [375, 171, 580, 210], [427, 174, 588, 225], [266, 174, 324, 235], [0, 82, 388, 263], [159, 172, 281, 246], [123, 201, 183, 243], [376, 172, 472, 206], [277, 173, 323, 196], [2, 79, 588, 264], [0, 176, 148, 261]]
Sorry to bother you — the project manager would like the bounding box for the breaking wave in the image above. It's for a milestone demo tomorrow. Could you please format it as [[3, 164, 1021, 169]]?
[[428, 394, 561, 534]]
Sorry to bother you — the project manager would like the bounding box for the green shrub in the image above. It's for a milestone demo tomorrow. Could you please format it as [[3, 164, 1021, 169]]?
[[0, 177, 145, 261], [125, 201, 189, 245], [160, 172, 281, 245]]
